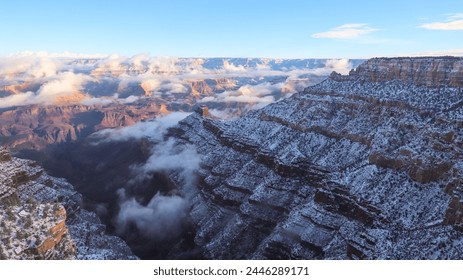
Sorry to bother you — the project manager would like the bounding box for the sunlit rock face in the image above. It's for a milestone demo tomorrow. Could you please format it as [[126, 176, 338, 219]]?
[[170, 57, 463, 259]]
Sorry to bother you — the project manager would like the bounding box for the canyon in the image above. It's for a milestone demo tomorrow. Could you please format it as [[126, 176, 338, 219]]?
[[1, 56, 463, 259]]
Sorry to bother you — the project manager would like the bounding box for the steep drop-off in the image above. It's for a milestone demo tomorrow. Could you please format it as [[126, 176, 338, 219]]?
[[170, 57, 463, 259], [0, 147, 137, 259]]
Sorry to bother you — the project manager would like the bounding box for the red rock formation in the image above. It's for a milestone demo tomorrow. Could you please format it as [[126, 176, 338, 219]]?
[[188, 80, 213, 97], [36, 206, 71, 256]]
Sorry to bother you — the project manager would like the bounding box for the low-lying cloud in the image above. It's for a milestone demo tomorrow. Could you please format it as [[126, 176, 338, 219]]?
[[200, 82, 280, 105], [95, 112, 191, 142], [116, 190, 189, 240], [114, 138, 200, 241], [1, 52, 358, 110], [0, 72, 92, 108], [0, 52, 60, 79], [135, 138, 200, 185], [95, 111, 200, 241]]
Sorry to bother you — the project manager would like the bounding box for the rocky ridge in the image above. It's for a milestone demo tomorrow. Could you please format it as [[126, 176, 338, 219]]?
[[170, 57, 463, 259], [0, 103, 162, 150], [0, 147, 137, 259]]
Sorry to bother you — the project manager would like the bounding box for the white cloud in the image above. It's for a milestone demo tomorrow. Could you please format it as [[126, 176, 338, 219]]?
[[114, 125, 201, 241], [1, 52, 357, 112], [419, 14, 463, 30], [138, 139, 200, 182], [116, 191, 188, 240], [311, 59, 353, 75], [0, 91, 35, 108], [147, 56, 183, 75], [312, 23, 378, 39], [95, 112, 191, 142], [222, 60, 247, 72], [91, 54, 127, 76], [200, 82, 281, 105], [449, 13, 463, 19], [160, 81, 189, 94], [80, 97, 114, 106], [115, 137, 200, 241], [119, 95, 140, 104], [208, 108, 240, 119], [36, 72, 90, 100], [419, 20, 463, 30], [0, 52, 107, 81], [128, 53, 150, 71], [140, 78, 161, 93], [198, 59, 353, 106], [0, 71, 92, 108], [0, 53, 60, 79]]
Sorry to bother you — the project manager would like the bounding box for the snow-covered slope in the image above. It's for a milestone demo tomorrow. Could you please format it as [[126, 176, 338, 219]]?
[[0, 147, 137, 259], [170, 57, 463, 259]]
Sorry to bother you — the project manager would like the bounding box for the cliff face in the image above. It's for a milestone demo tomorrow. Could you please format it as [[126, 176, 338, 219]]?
[[331, 57, 463, 87], [171, 57, 463, 259], [0, 147, 137, 260], [0, 104, 160, 150]]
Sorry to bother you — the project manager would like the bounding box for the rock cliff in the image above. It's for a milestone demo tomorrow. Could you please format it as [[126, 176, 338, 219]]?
[[0, 147, 137, 259], [331, 57, 463, 87], [0, 103, 160, 150], [170, 57, 463, 259]]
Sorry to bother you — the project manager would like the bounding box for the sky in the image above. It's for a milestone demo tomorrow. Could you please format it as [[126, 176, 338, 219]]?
[[0, 0, 462, 58]]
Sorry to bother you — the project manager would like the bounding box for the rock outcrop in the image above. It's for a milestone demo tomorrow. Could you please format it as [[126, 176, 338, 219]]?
[[0, 103, 162, 150], [0, 147, 137, 260], [170, 57, 463, 259], [331, 57, 463, 87]]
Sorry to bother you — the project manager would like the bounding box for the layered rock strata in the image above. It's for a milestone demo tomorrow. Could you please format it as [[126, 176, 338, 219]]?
[[170, 57, 463, 259], [0, 147, 137, 259]]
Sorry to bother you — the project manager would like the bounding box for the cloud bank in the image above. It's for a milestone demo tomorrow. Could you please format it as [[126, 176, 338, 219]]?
[[0, 52, 359, 112], [199, 59, 352, 110], [0, 72, 92, 108]]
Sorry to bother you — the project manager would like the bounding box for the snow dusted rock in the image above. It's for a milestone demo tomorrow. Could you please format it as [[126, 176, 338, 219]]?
[[170, 57, 463, 259], [0, 147, 137, 259], [331, 56, 463, 87]]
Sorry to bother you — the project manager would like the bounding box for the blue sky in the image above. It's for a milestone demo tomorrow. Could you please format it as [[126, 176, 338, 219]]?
[[0, 0, 462, 58]]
